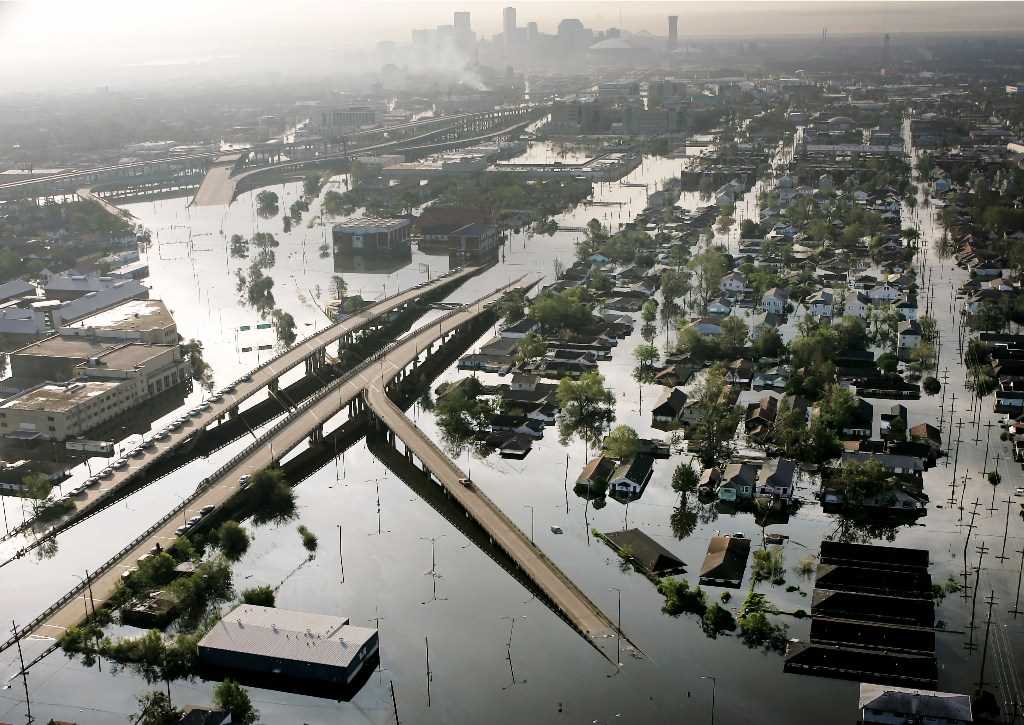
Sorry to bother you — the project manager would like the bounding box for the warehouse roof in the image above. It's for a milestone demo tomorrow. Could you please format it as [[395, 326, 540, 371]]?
[[199, 605, 377, 669], [67, 299, 174, 334]]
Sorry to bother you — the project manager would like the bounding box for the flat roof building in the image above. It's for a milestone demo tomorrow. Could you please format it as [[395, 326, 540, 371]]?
[[333, 216, 412, 257], [59, 299, 178, 345], [198, 605, 379, 686]]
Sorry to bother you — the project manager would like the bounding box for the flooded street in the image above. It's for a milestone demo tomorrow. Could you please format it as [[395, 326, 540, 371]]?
[[2, 136, 1022, 725]]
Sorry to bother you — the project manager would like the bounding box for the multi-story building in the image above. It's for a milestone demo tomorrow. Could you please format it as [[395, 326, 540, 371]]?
[[0, 341, 189, 441], [333, 216, 412, 257]]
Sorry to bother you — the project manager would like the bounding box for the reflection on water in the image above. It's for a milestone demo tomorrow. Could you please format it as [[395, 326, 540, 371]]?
[[334, 250, 412, 275], [1, 138, 1007, 725]]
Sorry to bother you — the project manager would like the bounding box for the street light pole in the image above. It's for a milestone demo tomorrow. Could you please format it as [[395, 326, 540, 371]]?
[[523, 504, 534, 543], [700, 675, 717, 725], [609, 586, 622, 666]]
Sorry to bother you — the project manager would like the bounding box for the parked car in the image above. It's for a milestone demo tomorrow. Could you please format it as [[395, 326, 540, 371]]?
[[113, 459, 128, 469], [200, 505, 215, 515], [154, 431, 169, 441], [86, 476, 100, 488]]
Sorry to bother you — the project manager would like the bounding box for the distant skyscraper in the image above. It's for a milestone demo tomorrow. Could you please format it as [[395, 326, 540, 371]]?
[[668, 15, 678, 51], [882, 32, 891, 76], [527, 21, 538, 44], [502, 6, 517, 52], [454, 11, 470, 31]]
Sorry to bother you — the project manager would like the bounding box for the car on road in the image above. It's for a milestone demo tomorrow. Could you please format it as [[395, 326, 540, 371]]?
[[239, 474, 251, 488], [188, 408, 201, 417], [154, 431, 169, 441], [142, 439, 155, 449], [187, 515, 202, 526], [198, 402, 212, 411], [99, 468, 114, 478], [221, 384, 235, 394], [130, 447, 145, 457], [174, 525, 187, 536], [200, 505, 215, 515], [86, 476, 100, 488], [209, 394, 223, 403], [113, 459, 128, 469], [240, 373, 252, 382], [1016, 487, 1024, 497], [458, 477, 473, 489]]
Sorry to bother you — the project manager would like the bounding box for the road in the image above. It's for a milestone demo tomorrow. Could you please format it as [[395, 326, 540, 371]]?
[[3, 267, 477, 549], [363, 308, 619, 644], [12, 276, 525, 651], [190, 161, 237, 206]]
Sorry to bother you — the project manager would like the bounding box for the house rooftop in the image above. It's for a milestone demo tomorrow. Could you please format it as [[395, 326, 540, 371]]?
[[65, 298, 174, 334], [603, 529, 685, 575], [859, 683, 972, 723]]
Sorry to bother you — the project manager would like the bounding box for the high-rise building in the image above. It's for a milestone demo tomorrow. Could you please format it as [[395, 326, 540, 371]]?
[[668, 16, 678, 51], [502, 6, 517, 52], [454, 11, 470, 31], [527, 21, 538, 44]]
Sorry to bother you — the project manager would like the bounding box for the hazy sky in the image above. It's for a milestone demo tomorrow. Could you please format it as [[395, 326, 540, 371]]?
[[2, 1, 1024, 93]]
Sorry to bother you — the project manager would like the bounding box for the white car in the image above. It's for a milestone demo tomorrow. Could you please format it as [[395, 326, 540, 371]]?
[[1015, 488, 1024, 497]]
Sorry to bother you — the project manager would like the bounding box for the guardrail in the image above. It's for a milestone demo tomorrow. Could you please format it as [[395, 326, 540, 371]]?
[[0, 276, 516, 657], [0, 267, 472, 549]]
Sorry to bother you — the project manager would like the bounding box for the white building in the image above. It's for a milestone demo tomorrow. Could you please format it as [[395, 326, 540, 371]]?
[[859, 683, 972, 725], [761, 287, 789, 314]]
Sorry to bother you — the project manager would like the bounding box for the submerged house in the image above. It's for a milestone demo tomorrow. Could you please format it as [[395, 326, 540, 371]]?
[[699, 534, 751, 588], [608, 454, 655, 499], [717, 462, 758, 503], [602, 528, 686, 577], [651, 388, 688, 428]]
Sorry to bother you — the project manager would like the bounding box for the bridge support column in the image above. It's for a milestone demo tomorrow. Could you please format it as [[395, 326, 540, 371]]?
[[268, 378, 279, 392], [228, 406, 239, 419], [310, 425, 324, 445]]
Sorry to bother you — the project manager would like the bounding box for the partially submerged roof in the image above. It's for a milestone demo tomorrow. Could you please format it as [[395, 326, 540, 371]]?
[[199, 604, 376, 669], [859, 683, 972, 722], [603, 528, 685, 575], [699, 534, 751, 586]]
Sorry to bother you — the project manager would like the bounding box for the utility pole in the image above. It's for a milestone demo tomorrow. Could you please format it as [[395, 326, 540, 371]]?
[[390, 680, 400, 724], [950, 418, 964, 508], [425, 636, 432, 707], [998, 493, 1014, 562], [11, 621, 32, 724], [962, 499, 982, 593], [977, 590, 997, 692]]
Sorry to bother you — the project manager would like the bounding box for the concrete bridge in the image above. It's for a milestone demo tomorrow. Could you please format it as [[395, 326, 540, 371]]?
[[0, 267, 479, 555], [194, 109, 536, 207], [0, 277, 528, 661], [0, 107, 536, 203], [0, 274, 625, 669]]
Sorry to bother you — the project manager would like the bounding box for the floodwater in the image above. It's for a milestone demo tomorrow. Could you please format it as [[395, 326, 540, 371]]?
[[1, 136, 1022, 724]]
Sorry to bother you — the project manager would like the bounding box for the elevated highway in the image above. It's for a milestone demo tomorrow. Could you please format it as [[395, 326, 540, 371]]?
[[0, 276, 528, 662], [1, 267, 478, 554]]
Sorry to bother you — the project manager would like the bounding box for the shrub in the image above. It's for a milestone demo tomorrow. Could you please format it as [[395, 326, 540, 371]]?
[[702, 602, 737, 638], [217, 521, 250, 562], [922, 377, 941, 395], [657, 577, 707, 617], [241, 586, 275, 607], [297, 525, 318, 553]]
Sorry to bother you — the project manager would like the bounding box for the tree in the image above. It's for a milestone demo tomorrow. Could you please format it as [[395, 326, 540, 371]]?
[[719, 316, 748, 358], [242, 585, 276, 607], [330, 274, 347, 301], [604, 425, 640, 460], [271, 308, 297, 347], [297, 524, 318, 553], [514, 332, 546, 367], [134, 691, 181, 725], [671, 462, 699, 495], [556, 372, 616, 457], [497, 288, 527, 324], [687, 248, 728, 314], [633, 342, 659, 370], [217, 521, 250, 561], [247, 468, 296, 525], [22, 472, 52, 516], [641, 299, 658, 325], [751, 325, 785, 359], [214, 680, 258, 725], [303, 174, 322, 198], [691, 365, 742, 467], [877, 352, 899, 375], [576, 218, 608, 262], [185, 339, 214, 390], [256, 190, 279, 217]]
